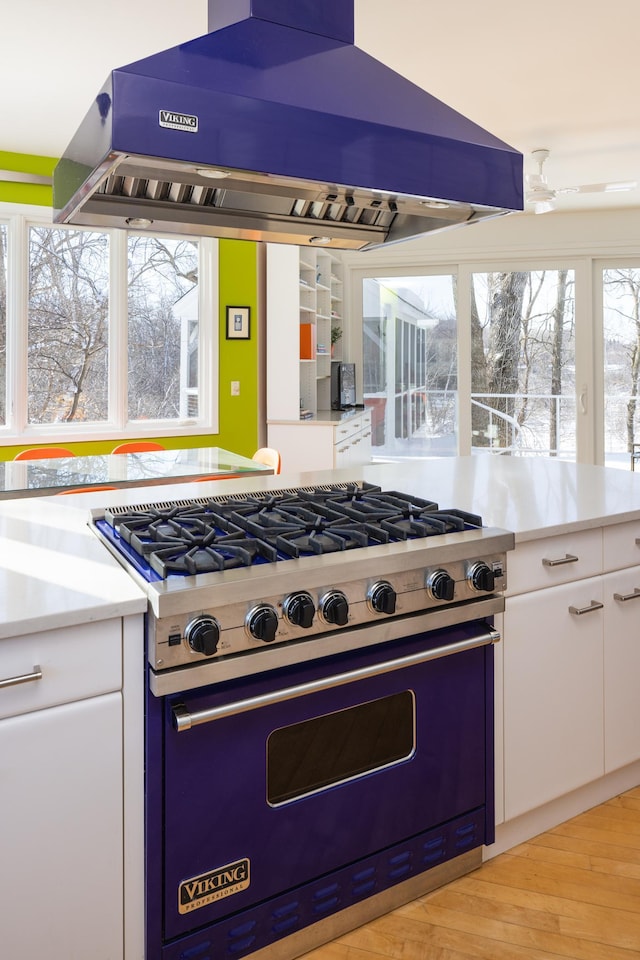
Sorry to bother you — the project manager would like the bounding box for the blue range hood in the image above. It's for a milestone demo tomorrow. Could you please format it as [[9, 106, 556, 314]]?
[[53, 0, 523, 250]]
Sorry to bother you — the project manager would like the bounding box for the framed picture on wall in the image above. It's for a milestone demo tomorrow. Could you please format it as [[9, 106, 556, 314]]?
[[226, 306, 251, 340]]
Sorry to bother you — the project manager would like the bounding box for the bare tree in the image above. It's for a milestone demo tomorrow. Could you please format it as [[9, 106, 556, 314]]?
[[470, 275, 490, 445], [26, 228, 197, 425], [516, 271, 546, 429], [28, 228, 109, 422], [604, 269, 640, 451], [480, 272, 528, 449], [549, 269, 570, 456]]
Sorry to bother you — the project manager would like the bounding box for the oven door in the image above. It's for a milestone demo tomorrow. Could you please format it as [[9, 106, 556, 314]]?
[[148, 620, 496, 945]]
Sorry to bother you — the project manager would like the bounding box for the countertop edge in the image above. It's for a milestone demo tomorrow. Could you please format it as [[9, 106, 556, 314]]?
[[0, 595, 148, 642]]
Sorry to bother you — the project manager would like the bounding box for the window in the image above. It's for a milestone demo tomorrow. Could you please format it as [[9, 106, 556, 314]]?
[[127, 235, 199, 422], [470, 269, 576, 458], [362, 274, 457, 458], [28, 227, 109, 424], [0, 207, 217, 442], [602, 265, 640, 468], [355, 264, 581, 463]]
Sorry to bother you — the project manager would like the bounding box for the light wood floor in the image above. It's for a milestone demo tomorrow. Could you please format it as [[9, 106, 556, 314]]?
[[302, 787, 640, 960]]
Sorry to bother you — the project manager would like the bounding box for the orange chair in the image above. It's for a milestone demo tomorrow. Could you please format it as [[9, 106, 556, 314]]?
[[111, 441, 165, 454], [252, 447, 281, 474], [57, 485, 117, 495], [14, 446, 75, 460]]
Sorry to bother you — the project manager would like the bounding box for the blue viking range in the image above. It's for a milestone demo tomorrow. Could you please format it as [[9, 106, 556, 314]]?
[[91, 479, 514, 960], [53, 0, 523, 250], [65, 2, 522, 957]]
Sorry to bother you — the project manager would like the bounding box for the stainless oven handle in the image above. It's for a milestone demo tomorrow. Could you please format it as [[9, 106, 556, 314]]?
[[0, 665, 42, 689], [172, 627, 500, 732]]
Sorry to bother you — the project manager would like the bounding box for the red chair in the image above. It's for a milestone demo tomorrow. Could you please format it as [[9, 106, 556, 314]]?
[[14, 446, 75, 460], [111, 441, 165, 454]]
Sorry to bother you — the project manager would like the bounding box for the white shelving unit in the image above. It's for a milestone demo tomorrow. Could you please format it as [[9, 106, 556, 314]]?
[[266, 244, 371, 473], [299, 249, 343, 415], [266, 244, 344, 421]]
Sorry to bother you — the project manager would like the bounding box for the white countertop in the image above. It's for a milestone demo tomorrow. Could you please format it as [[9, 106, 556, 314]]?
[[0, 495, 147, 639], [267, 407, 366, 427], [353, 456, 640, 540], [3, 456, 640, 639]]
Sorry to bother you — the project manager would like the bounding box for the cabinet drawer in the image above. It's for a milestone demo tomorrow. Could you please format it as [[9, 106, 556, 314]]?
[[603, 520, 640, 572], [334, 415, 362, 444], [506, 528, 602, 596], [0, 619, 122, 720]]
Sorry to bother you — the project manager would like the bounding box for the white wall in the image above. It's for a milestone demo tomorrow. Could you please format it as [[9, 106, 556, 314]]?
[[342, 207, 640, 270]]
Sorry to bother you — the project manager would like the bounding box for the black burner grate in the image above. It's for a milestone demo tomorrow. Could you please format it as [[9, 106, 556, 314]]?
[[98, 482, 483, 580]]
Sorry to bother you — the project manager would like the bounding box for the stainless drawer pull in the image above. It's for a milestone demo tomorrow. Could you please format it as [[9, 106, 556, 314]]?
[[543, 554, 579, 567], [569, 600, 603, 616], [614, 588, 640, 602], [172, 628, 500, 732], [0, 664, 42, 689]]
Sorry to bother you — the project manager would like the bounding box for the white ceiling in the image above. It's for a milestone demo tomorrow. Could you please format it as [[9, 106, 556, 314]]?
[[3, 0, 640, 215]]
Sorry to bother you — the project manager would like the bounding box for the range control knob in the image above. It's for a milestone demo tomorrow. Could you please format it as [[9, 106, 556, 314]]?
[[468, 561, 496, 593], [321, 591, 349, 626], [427, 569, 456, 602], [368, 581, 397, 615], [185, 615, 220, 657], [246, 604, 279, 643], [283, 591, 316, 629]]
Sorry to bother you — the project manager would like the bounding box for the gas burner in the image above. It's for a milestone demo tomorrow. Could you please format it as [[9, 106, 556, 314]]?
[[148, 536, 276, 576], [116, 508, 279, 575], [265, 518, 381, 558], [96, 483, 486, 582], [228, 501, 391, 558]]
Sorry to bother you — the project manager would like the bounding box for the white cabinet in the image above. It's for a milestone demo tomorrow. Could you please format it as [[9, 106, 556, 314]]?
[[268, 410, 372, 474], [334, 411, 372, 468], [0, 618, 121, 719], [603, 564, 640, 772], [503, 577, 605, 820], [502, 521, 640, 822], [0, 619, 126, 960], [505, 528, 602, 597], [603, 518, 640, 570], [0, 695, 123, 960]]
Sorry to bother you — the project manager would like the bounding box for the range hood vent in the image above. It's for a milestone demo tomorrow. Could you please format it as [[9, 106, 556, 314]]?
[[53, 0, 523, 251]]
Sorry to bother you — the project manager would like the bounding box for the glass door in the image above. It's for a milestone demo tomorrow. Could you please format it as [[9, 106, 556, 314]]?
[[601, 264, 640, 469], [362, 274, 457, 459]]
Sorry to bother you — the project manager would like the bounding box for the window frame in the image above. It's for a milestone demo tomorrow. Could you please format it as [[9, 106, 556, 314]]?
[[349, 255, 593, 462], [594, 256, 640, 467], [0, 202, 218, 444]]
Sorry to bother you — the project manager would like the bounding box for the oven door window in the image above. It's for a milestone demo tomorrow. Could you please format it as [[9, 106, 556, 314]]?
[[266, 690, 415, 805]]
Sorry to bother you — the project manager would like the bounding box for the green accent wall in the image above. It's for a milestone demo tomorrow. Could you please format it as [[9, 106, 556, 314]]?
[[1, 155, 261, 461], [215, 239, 260, 457], [0, 151, 56, 206]]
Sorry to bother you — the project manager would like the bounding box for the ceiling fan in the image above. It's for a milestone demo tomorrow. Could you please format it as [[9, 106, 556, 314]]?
[[525, 148, 637, 214]]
